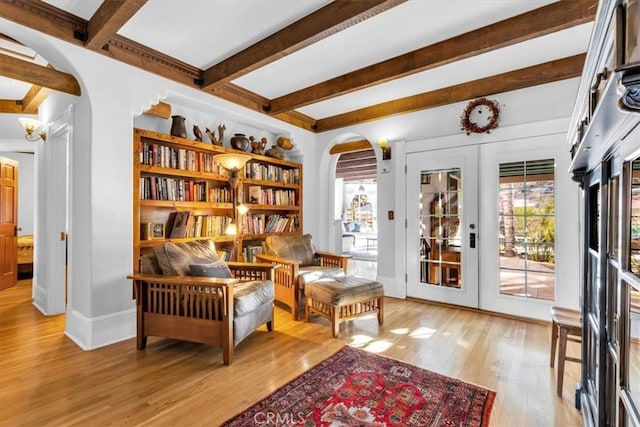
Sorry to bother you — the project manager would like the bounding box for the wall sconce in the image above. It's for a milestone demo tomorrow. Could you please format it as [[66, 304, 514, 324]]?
[[378, 138, 391, 160], [18, 117, 47, 142]]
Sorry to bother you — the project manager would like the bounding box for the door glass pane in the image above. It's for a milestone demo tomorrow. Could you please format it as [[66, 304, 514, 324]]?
[[631, 160, 640, 276], [590, 184, 600, 251], [419, 168, 462, 288], [609, 176, 619, 259], [627, 285, 640, 412], [498, 159, 555, 299]]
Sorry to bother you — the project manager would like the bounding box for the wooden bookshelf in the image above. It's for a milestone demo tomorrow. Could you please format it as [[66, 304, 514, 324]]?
[[133, 128, 302, 270]]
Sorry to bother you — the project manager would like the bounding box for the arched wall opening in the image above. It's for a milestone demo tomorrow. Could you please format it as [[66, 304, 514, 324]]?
[[0, 20, 90, 344], [324, 135, 387, 281]]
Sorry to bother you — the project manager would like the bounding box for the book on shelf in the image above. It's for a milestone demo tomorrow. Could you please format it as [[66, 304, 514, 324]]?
[[221, 246, 233, 262], [248, 185, 262, 204], [245, 245, 262, 263], [169, 211, 191, 238]]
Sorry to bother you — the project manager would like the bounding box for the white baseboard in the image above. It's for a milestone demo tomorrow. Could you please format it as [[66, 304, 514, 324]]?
[[65, 307, 136, 350], [32, 283, 48, 315]]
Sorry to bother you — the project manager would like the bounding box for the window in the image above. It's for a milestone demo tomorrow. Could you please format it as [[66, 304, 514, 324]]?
[[498, 159, 555, 300]]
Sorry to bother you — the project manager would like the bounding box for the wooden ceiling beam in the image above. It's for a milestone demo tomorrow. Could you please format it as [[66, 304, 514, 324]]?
[[267, 0, 597, 115], [201, 0, 406, 91], [86, 0, 148, 50], [105, 35, 201, 87], [0, 53, 81, 96], [337, 149, 376, 161], [0, 0, 87, 46], [0, 99, 24, 114], [21, 84, 52, 114], [315, 54, 586, 132], [329, 140, 372, 155], [209, 83, 317, 131]]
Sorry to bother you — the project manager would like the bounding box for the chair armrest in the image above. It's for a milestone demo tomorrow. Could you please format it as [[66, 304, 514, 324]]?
[[227, 262, 275, 281], [315, 251, 351, 274], [127, 274, 238, 287], [315, 250, 352, 260], [254, 254, 299, 284]]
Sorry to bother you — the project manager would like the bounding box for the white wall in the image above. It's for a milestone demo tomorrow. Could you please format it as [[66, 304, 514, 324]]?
[[314, 79, 581, 303], [1, 15, 584, 347], [0, 150, 35, 235]]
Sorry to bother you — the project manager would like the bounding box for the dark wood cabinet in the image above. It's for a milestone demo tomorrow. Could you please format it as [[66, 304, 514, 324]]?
[[568, 0, 639, 425]]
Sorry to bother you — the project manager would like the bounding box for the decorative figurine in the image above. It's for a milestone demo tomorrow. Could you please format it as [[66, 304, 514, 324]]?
[[205, 123, 225, 145], [193, 124, 203, 141], [249, 136, 267, 155]]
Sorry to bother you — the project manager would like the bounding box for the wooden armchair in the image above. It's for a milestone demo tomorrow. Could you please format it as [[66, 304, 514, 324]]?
[[129, 241, 276, 365], [254, 234, 350, 320]]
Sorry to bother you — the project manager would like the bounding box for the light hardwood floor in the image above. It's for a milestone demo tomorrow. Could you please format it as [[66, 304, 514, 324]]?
[[1, 279, 582, 426]]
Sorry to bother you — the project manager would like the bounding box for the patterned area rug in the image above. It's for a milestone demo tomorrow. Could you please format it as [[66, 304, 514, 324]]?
[[223, 346, 495, 426]]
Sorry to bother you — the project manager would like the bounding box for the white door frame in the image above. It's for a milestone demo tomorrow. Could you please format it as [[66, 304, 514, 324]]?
[[33, 106, 72, 315], [478, 133, 579, 320], [406, 146, 479, 308]]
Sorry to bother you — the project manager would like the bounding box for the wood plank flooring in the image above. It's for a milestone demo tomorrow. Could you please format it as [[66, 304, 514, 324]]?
[[1, 279, 582, 426]]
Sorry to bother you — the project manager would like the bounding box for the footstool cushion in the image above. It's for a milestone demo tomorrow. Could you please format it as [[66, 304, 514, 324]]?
[[305, 275, 384, 337]]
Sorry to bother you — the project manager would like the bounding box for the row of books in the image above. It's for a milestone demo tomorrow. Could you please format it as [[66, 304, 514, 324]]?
[[138, 141, 229, 175], [244, 162, 300, 184], [247, 186, 297, 206], [140, 176, 231, 202], [168, 211, 233, 238], [241, 214, 299, 234], [243, 245, 263, 263]]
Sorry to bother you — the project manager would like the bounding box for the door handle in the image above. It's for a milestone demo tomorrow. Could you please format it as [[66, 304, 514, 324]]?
[[60, 232, 66, 241], [469, 232, 476, 248]]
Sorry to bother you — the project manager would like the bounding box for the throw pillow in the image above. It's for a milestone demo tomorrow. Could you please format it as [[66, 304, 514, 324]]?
[[153, 240, 219, 276], [189, 260, 232, 278]]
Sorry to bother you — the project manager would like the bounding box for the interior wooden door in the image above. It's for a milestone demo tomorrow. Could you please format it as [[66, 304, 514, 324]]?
[[0, 156, 18, 290]]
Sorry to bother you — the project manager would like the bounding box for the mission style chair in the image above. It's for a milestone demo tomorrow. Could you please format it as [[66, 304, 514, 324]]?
[[254, 234, 350, 320], [128, 240, 276, 365]]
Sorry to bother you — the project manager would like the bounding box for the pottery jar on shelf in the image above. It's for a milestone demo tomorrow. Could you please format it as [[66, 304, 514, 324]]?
[[264, 145, 285, 159], [170, 115, 187, 138], [230, 133, 250, 151], [276, 136, 294, 150]]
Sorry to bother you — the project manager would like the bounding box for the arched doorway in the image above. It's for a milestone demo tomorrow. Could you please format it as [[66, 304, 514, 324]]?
[[331, 139, 378, 279]]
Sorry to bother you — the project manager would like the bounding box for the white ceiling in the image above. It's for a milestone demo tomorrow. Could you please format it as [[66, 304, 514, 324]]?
[[4, 0, 595, 131]]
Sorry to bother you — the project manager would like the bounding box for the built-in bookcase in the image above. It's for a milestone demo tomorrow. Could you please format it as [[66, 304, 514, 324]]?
[[132, 128, 302, 271]]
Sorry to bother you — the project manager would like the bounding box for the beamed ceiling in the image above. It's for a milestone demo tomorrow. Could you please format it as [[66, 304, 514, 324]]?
[[0, 0, 597, 132]]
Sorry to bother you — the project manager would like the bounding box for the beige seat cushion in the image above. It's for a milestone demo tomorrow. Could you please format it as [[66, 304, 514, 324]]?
[[298, 266, 345, 289], [305, 276, 384, 306], [234, 280, 275, 317]]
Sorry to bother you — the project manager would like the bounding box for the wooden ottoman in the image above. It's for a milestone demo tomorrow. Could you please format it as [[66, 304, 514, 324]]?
[[305, 275, 384, 337]]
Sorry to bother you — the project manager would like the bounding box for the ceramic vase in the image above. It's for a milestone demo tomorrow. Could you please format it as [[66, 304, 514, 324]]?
[[170, 115, 187, 138], [230, 133, 250, 151]]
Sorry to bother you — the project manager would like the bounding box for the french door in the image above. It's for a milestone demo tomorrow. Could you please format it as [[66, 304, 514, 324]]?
[[406, 146, 479, 308]]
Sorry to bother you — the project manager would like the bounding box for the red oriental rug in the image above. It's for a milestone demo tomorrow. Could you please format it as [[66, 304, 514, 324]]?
[[223, 346, 496, 426]]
